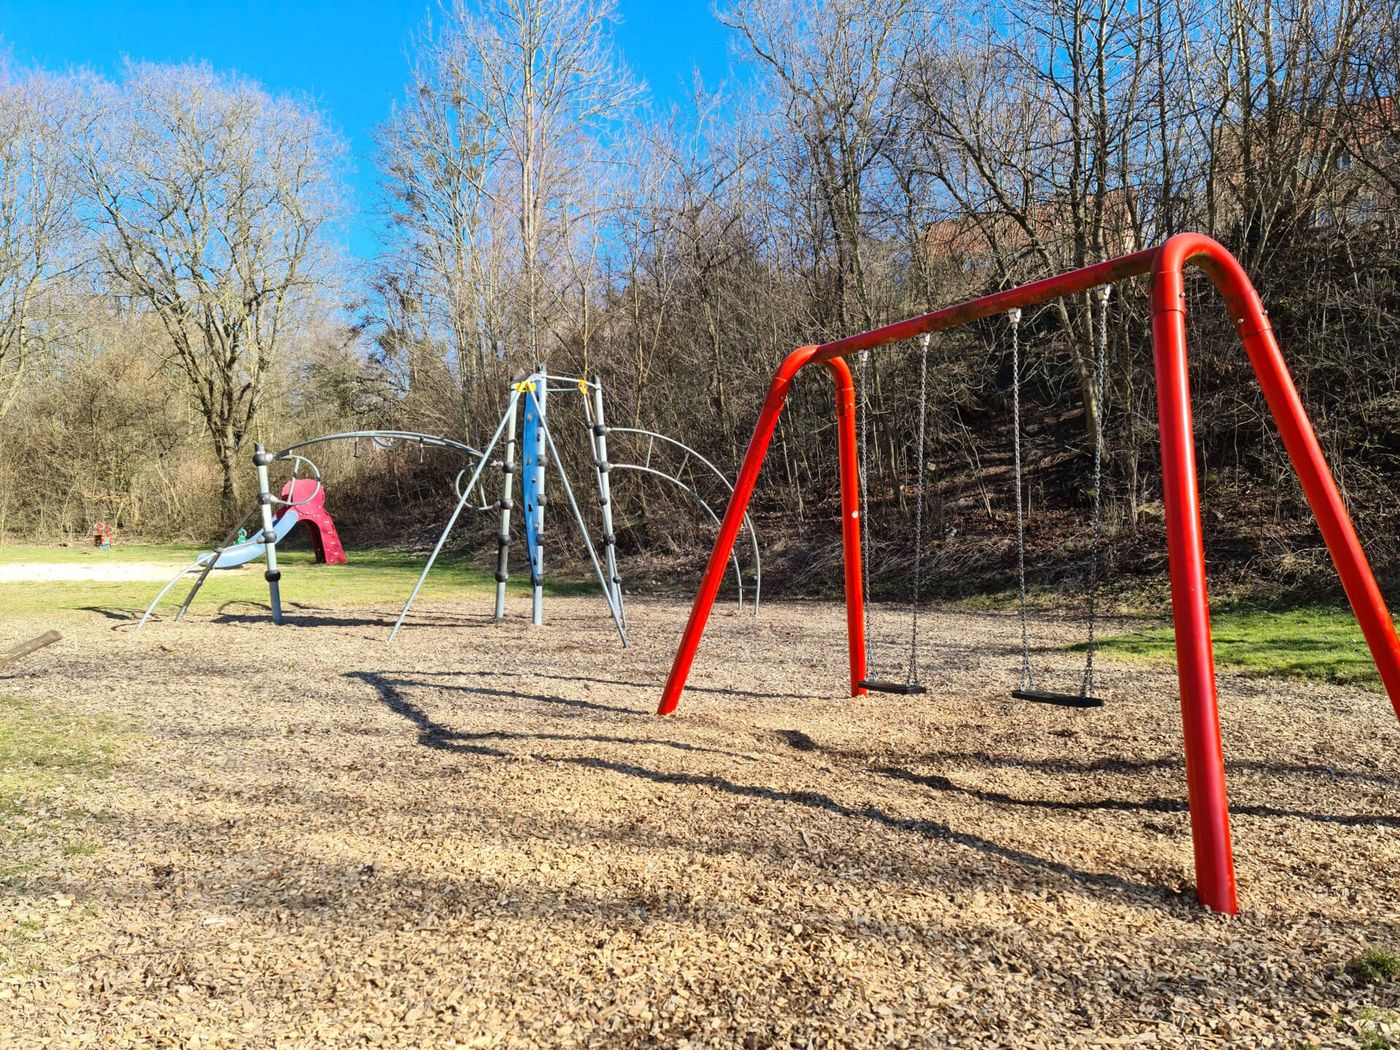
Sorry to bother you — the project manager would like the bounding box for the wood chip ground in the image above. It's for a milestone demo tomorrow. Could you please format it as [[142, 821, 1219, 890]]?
[[2, 597, 1397, 1047]]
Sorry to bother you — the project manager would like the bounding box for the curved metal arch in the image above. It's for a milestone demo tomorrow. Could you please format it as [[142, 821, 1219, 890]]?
[[607, 463, 751, 612], [272, 430, 484, 461], [606, 427, 761, 612], [452, 467, 502, 511], [135, 556, 207, 632], [271, 430, 495, 509], [270, 453, 324, 508]]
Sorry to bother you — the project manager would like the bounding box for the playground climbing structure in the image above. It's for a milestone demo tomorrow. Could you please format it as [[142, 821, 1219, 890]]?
[[139, 373, 760, 644], [390, 370, 761, 644]]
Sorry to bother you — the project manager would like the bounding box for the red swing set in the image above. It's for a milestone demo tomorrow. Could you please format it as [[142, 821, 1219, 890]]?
[[656, 232, 1400, 915]]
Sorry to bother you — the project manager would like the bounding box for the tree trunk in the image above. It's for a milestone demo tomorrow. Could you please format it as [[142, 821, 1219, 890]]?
[[215, 433, 239, 526]]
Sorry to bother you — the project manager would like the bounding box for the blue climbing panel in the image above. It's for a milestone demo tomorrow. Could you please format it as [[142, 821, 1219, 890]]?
[[521, 390, 545, 587]]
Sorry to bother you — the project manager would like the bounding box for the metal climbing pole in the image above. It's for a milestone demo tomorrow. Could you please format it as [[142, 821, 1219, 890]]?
[[389, 391, 521, 641], [494, 393, 519, 620], [591, 378, 625, 625], [252, 443, 283, 624], [526, 386, 629, 648]]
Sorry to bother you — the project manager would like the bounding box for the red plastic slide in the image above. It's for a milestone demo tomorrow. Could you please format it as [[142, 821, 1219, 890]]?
[[279, 479, 347, 564]]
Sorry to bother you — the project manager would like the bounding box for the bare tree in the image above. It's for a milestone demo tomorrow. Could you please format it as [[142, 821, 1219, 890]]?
[[723, 0, 929, 336], [0, 68, 83, 419], [1200, 0, 1374, 270], [906, 0, 1161, 449], [1341, 3, 1400, 206], [82, 63, 343, 520], [380, 20, 501, 417], [435, 0, 636, 362]]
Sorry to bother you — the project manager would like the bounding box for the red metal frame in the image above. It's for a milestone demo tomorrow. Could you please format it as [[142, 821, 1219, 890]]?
[[657, 233, 1400, 915]]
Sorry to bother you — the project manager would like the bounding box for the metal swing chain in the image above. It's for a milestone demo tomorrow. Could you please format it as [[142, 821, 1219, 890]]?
[[908, 333, 931, 686], [1009, 307, 1034, 692], [1081, 285, 1111, 699], [857, 349, 879, 679]]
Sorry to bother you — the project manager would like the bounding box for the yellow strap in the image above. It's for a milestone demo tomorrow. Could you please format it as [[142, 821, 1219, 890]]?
[[513, 380, 536, 393], [578, 377, 590, 397]]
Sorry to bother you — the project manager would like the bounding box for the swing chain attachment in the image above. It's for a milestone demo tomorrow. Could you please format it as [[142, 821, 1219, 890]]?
[[908, 332, 931, 688], [1009, 307, 1034, 692], [1081, 284, 1111, 699], [857, 349, 878, 680]]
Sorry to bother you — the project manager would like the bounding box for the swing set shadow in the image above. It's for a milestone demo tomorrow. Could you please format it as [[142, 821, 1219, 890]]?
[[351, 668, 1178, 908], [655, 232, 1400, 916]]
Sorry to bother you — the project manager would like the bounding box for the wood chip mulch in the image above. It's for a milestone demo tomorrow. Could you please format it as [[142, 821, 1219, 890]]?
[[2, 596, 1397, 1048]]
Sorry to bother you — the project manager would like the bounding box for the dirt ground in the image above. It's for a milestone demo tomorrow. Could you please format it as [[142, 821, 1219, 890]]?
[[2, 596, 1398, 1048]]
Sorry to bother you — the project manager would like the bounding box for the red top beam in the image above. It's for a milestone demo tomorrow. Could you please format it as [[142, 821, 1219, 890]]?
[[814, 247, 1159, 361]]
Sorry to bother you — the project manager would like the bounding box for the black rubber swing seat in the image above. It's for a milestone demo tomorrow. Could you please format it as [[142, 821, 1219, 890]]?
[[858, 679, 928, 696], [1011, 689, 1105, 709]]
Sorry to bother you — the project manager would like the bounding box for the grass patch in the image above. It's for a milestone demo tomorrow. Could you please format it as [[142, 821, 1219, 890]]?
[[0, 693, 120, 976], [0, 543, 581, 620], [1348, 948, 1400, 986], [1083, 604, 1391, 690], [1341, 1008, 1400, 1050], [0, 541, 201, 566], [0, 693, 118, 841]]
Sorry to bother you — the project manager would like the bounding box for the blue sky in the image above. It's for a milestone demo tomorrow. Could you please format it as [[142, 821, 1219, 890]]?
[[0, 0, 734, 261]]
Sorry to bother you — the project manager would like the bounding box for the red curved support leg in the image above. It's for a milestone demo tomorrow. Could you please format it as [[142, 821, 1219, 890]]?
[[1150, 260, 1237, 915], [658, 347, 868, 714], [1152, 233, 1400, 913], [659, 347, 819, 715], [1241, 322, 1400, 717], [824, 356, 868, 698], [1163, 236, 1400, 720]]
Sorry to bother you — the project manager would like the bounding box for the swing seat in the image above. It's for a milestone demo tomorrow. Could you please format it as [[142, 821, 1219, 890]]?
[[1011, 689, 1104, 709], [858, 679, 927, 696]]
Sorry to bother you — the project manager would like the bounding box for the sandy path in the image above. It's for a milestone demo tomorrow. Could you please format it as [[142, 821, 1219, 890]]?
[[1, 597, 1397, 1047], [0, 562, 191, 583]]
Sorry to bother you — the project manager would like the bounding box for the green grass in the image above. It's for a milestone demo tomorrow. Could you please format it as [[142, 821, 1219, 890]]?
[[1086, 604, 1391, 690], [0, 693, 120, 976], [1348, 948, 1400, 986], [0, 692, 119, 882], [0, 542, 578, 620], [1343, 1008, 1400, 1050], [0, 693, 118, 826], [0, 541, 200, 565]]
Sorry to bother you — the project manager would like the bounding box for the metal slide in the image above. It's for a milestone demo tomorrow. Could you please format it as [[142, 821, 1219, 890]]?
[[135, 507, 304, 631]]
